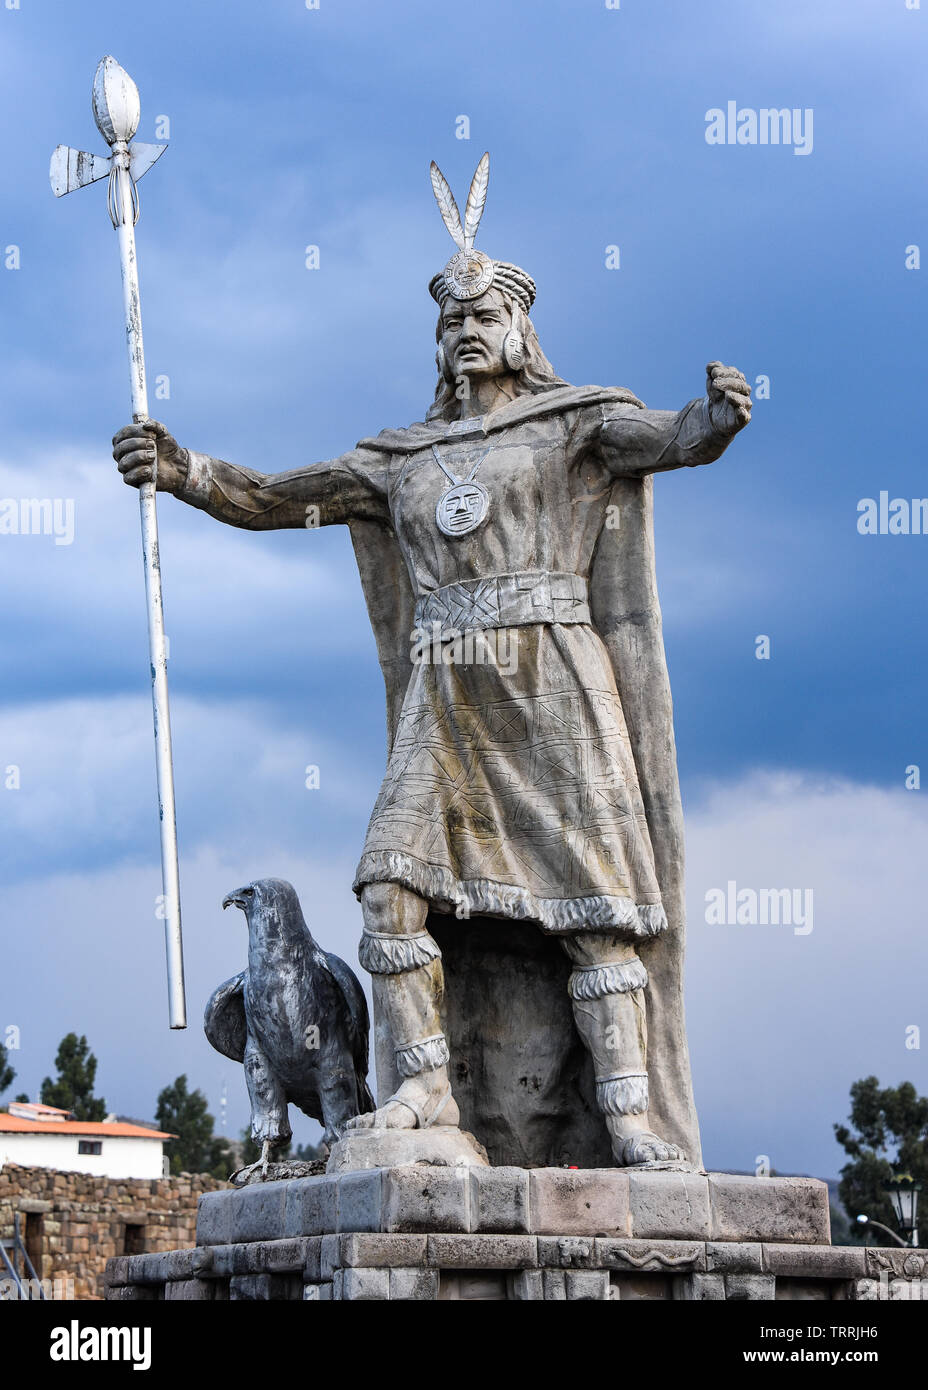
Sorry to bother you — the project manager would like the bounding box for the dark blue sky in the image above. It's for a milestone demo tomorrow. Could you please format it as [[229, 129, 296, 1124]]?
[[1, 0, 925, 1178]]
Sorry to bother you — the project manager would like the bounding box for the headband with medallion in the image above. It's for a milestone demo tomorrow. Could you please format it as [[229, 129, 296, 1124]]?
[[428, 152, 536, 314]]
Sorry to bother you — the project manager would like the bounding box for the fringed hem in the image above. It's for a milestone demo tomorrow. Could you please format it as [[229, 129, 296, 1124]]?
[[353, 850, 667, 939], [596, 1073, 649, 1117], [569, 957, 648, 1000], [395, 1033, 450, 1077], [358, 928, 442, 975]]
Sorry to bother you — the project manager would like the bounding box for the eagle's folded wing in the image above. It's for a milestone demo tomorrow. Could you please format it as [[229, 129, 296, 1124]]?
[[204, 971, 248, 1062], [322, 951, 375, 1112]]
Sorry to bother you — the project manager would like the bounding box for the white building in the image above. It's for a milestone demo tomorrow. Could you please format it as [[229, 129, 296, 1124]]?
[[0, 1102, 172, 1180]]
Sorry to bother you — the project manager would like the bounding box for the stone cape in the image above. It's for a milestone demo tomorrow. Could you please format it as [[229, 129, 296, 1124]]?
[[347, 382, 700, 1166]]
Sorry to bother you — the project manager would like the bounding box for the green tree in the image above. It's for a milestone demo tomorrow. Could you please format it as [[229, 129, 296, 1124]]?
[[834, 1077, 928, 1242], [40, 1033, 106, 1120], [294, 1140, 324, 1162], [0, 1042, 14, 1097], [156, 1076, 230, 1177]]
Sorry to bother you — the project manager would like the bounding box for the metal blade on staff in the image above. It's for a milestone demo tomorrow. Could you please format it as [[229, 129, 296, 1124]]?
[[51, 57, 187, 1028]]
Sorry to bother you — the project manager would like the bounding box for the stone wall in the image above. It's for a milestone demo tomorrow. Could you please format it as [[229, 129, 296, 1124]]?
[[0, 1162, 230, 1300]]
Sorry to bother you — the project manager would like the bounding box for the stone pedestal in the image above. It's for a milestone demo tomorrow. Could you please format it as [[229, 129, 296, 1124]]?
[[325, 1125, 489, 1173], [103, 1167, 917, 1302]]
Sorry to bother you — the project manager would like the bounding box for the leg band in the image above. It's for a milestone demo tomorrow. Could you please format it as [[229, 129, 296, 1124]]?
[[359, 928, 442, 975], [595, 1070, 649, 1117], [394, 1033, 450, 1077], [568, 956, 648, 1001]]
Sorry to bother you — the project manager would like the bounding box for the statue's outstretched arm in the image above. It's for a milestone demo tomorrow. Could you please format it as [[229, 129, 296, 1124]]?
[[599, 363, 752, 478], [176, 451, 344, 530], [113, 420, 387, 529]]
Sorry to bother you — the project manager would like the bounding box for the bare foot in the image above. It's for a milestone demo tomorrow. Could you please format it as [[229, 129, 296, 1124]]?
[[607, 1115, 685, 1166], [620, 1131, 685, 1165], [345, 1073, 459, 1131]]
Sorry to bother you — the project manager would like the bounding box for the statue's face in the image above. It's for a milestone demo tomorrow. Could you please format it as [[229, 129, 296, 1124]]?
[[439, 289, 511, 381]]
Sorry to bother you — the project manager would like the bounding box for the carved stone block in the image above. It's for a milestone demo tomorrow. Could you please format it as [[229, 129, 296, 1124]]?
[[426, 1234, 538, 1268], [334, 1267, 391, 1301], [595, 1237, 705, 1273], [326, 1126, 488, 1173], [335, 1233, 429, 1268], [335, 1170, 383, 1233], [469, 1165, 531, 1233], [283, 1175, 337, 1237], [380, 1166, 470, 1233], [164, 1278, 215, 1301], [724, 1273, 776, 1301], [389, 1267, 440, 1300], [104, 1257, 130, 1287], [628, 1170, 711, 1240], [565, 1270, 610, 1300], [537, 1234, 595, 1268], [706, 1240, 763, 1273], [509, 1269, 545, 1300], [763, 1243, 866, 1279], [528, 1167, 629, 1235], [196, 1190, 234, 1247], [708, 1174, 830, 1245]]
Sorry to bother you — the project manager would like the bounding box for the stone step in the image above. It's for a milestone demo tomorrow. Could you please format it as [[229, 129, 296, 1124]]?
[[193, 1167, 830, 1247], [106, 1232, 927, 1302]]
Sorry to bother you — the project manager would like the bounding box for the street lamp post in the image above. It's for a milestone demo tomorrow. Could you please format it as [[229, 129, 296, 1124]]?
[[884, 1177, 920, 1248], [857, 1177, 922, 1247], [855, 1214, 908, 1248]]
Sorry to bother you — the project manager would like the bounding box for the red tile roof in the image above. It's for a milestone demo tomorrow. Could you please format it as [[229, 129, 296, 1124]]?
[[0, 1114, 173, 1139]]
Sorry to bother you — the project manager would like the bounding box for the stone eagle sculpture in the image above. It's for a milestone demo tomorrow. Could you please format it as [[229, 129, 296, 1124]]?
[[204, 878, 374, 1176]]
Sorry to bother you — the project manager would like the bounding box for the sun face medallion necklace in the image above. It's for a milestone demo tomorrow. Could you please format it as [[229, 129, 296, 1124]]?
[[432, 442, 492, 538]]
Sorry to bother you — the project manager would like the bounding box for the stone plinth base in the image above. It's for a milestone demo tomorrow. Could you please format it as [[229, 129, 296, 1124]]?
[[325, 1125, 489, 1173], [105, 1167, 912, 1301]]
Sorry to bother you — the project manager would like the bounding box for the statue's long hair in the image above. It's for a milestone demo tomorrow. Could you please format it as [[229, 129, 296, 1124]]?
[[425, 291, 567, 423]]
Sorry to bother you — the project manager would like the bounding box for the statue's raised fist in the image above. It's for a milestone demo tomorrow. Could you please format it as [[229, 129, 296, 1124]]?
[[112, 419, 189, 493]]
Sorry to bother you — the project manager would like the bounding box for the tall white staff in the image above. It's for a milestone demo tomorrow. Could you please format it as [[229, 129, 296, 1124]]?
[[51, 57, 186, 1028]]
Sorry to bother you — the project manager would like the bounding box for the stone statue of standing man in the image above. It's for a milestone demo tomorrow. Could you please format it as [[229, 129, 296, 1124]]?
[[113, 154, 751, 1168]]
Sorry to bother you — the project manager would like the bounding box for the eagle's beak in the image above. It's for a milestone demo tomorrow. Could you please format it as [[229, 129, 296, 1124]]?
[[222, 889, 249, 912]]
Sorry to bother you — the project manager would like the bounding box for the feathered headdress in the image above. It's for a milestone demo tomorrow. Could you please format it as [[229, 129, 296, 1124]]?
[[428, 152, 536, 313]]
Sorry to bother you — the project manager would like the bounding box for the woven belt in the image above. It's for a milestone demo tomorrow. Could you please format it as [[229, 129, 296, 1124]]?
[[414, 570, 590, 634]]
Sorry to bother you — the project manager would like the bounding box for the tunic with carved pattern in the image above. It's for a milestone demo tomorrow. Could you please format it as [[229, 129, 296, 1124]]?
[[180, 386, 731, 937]]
